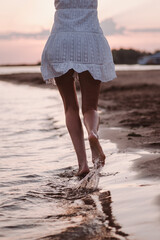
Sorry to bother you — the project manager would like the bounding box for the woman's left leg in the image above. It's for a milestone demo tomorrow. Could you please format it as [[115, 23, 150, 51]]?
[[55, 69, 89, 176], [78, 70, 106, 168]]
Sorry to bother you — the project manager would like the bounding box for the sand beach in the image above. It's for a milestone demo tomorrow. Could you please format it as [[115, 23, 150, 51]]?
[[0, 69, 160, 240]]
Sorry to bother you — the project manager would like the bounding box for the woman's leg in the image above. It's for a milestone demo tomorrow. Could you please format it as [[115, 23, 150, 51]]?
[[78, 71, 106, 167], [55, 69, 89, 176]]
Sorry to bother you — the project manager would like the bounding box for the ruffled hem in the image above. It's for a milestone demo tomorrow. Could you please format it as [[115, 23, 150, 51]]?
[[40, 62, 117, 85]]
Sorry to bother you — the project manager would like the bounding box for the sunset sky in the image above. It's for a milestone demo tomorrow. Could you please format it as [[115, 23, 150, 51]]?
[[0, 0, 160, 64]]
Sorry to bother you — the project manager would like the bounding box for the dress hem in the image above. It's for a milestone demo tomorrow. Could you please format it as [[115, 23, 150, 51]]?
[[41, 62, 117, 85]]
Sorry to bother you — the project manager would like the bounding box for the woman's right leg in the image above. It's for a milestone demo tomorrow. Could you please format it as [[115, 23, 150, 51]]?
[[55, 69, 89, 176], [78, 71, 106, 168]]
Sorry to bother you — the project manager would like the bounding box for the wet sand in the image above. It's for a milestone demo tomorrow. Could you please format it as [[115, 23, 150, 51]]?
[[99, 70, 160, 152], [0, 70, 160, 239]]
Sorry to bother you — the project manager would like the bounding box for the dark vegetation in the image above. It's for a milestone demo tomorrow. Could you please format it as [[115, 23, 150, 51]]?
[[0, 49, 159, 67], [112, 48, 160, 64]]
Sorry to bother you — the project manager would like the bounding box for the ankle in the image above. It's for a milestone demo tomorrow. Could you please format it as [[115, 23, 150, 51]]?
[[79, 160, 88, 168], [88, 131, 99, 139]]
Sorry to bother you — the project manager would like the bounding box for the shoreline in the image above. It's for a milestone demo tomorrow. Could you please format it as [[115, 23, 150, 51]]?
[[0, 72, 160, 239], [0, 70, 159, 152]]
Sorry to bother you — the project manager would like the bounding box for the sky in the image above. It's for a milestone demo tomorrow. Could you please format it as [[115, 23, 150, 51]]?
[[0, 0, 160, 64]]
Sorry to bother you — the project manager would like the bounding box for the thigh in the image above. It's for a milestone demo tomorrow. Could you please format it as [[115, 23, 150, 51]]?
[[78, 71, 101, 114], [55, 69, 79, 112]]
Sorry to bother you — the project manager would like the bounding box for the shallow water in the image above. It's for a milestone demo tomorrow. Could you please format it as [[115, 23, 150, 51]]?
[[0, 64, 160, 75], [0, 81, 160, 240]]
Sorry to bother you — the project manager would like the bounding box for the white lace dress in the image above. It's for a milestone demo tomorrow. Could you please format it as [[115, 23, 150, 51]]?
[[41, 0, 117, 84]]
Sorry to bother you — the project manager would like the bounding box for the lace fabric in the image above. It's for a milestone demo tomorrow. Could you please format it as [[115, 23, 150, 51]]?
[[41, 0, 117, 84]]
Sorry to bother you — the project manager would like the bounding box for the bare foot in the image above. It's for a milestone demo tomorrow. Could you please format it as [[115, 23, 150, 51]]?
[[88, 131, 106, 168], [75, 164, 89, 177]]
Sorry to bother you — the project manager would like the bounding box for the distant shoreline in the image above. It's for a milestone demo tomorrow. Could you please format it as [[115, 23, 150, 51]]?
[[0, 63, 160, 67], [0, 48, 159, 67], [0, 63, 41, 67]]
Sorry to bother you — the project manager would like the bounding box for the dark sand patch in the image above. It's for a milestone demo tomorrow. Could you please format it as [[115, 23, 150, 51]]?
[[0, 73, 55, 89], [99, 70, 160, 152]]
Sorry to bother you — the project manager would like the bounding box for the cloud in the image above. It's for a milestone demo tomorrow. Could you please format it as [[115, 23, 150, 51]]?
[[100, 18, 126, 36], [0, 20, 160, 41], [130, 28, 160, 33], [0, 20, 126, 39], [100, 18, 160, 35], [0, 29, 50, 40]]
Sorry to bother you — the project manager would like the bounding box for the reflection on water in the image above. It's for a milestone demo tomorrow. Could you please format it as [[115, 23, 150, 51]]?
[[0, 81, 160, 240], [0, 81, 125, 240]]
